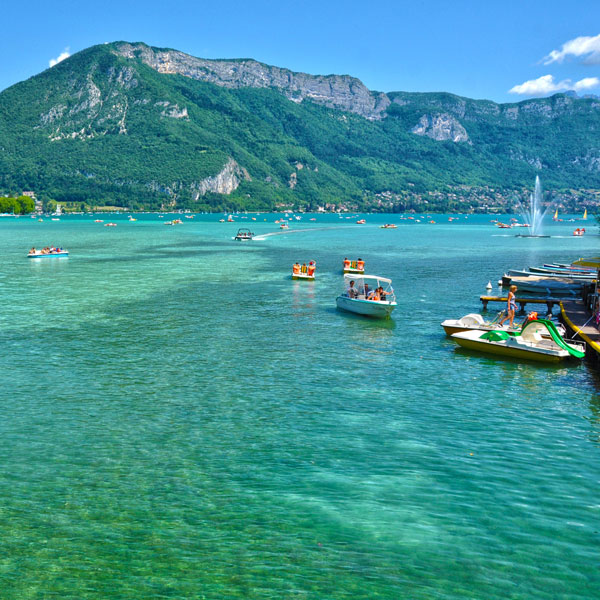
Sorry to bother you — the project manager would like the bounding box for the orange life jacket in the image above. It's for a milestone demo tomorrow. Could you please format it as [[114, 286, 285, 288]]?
[[308, 266, 315, 275], [293, 264, 300, 274], [343, 259, 350, 268], [357, 260, 364, 270], [301, 264, 307, 273]]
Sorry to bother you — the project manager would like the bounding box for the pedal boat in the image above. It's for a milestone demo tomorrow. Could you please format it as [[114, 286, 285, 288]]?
[[292, 261, 315, 280], [234, 228, 254, 241], [336, 274, 396, 318], [451, 319, 585, 363], [441, 313, 520, 336], [27, 250, 69, 258], [343, 259, 365, 274], [441, 313, 566, 337]]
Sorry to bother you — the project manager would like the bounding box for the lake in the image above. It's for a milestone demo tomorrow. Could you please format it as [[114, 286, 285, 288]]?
[[1, 213, 598, 599]]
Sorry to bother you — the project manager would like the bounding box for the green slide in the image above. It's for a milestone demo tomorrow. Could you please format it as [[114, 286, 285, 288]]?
[[522, 319, 586, 359]]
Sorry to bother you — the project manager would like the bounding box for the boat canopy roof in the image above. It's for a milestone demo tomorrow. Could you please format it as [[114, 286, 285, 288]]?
[[342, 273, 392, 284]]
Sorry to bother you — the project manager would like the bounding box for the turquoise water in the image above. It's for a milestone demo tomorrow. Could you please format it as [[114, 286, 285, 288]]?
[[1, 213, 599, 599]]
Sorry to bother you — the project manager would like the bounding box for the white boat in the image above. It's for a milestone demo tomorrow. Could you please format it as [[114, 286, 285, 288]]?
[[292, 261, 316, 280], [336, 274, 397, 318], [441, 312, 566, 337], [28, 249, 69, 258], [451, 319, 585, 363], [507, 275, 584, 294], [234, 228, 254, 241]]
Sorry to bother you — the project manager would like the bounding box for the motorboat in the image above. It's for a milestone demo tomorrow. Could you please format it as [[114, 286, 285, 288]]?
[[573, 228, 585, 236], [280, 222, 289, 229], [336, 274, 397, 318], [27, 248, 69, 258], [292, 261, 316, 280], [451, 319, 585, 363], [343, 259, 365, 274], [104, 222, 117, 227], [94, 219, 104, 223], [380, 224, 397, 229], [234, 228, 254, 241], [356, 219, 366, 224]]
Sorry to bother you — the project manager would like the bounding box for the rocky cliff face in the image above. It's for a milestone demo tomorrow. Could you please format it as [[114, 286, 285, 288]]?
[[190, 158, 251, 198], [411, 113, 470, 143], [114, 42, 390, 120]]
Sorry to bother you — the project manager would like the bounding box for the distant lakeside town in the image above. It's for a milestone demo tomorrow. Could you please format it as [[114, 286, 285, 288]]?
[[1, 185, 600, 215]]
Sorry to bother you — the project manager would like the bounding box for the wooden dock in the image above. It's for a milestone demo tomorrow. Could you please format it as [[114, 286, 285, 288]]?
[[480, 295, 563, 315], [560, 300, 600, 361]]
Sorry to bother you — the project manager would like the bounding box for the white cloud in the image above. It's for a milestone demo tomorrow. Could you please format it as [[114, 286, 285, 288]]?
[[573, 76, 600, 91], [509, 74, 600, 96], [49, 48, 70, 68], [543, 34, 600, 65]]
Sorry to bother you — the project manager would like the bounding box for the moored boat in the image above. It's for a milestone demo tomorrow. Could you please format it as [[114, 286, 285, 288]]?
[[336, 274, 396, 318], [441, 313, 520, 336], [451, 319, 585, 363]]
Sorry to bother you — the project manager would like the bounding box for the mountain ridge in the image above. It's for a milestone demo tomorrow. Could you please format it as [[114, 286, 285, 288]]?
[[1, 41, 599, 212]]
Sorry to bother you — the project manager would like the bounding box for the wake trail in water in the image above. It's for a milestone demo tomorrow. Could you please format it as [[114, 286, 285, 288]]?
[[253, 225, 359, 241]]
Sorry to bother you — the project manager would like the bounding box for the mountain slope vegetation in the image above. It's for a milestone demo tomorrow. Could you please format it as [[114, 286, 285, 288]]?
[[1, 42, 599, 211]]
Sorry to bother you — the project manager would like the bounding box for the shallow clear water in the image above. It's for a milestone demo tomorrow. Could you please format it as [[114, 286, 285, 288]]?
[[1, 213, 599, 598]]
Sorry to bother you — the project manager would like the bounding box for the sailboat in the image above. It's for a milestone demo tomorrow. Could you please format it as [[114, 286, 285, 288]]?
[[583, 208, 587, 220], [552, 208, 558, 221]]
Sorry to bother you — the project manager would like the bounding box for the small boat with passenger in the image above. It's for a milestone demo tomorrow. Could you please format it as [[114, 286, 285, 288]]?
[[451, 319, 585, 363], [336, 274, 397, 318], [27, 246, 69, 258], [343, 258, 365, 274], [380, 223, 397, 229], [234, 228, 254, 241], [292, 261, 316, 280]]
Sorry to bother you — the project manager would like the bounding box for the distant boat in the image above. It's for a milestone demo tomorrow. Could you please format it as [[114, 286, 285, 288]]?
[[583, 208, 587, 220], [553, 208, 559, 221]]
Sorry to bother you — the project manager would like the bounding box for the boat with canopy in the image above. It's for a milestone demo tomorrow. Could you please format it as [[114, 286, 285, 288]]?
[[336, 274, 397, 318]]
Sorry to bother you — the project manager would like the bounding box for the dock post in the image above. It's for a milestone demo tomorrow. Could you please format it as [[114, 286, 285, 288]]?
[[546, 301, 553, 318], [518, 302, 527, 314], [481, 298, 489, 310]]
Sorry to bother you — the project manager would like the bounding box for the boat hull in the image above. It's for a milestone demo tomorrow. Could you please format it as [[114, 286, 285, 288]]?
[[336, 296, 396, 318], [28, 252, 69, 258], [343, 268, 364, 274], [452, 336, 565, 362], [292, 273, 315, 280]]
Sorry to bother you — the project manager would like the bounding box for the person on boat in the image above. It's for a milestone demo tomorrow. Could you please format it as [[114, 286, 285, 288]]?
[[347, 280, 358, 298], [368, 289, 381, 301], [376, 286, 392, 301], [292, 262, 301, 275], [301, 263, 307, 273], [343, 257, 350, 270], [498, 285, 518, 328], [30, 247, 36, 254], [307, 261, 315, 277], [357, 258, 365, 271], [364, 283, 372, 299]]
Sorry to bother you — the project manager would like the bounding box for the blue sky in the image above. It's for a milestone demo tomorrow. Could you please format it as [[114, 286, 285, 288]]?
[[2, 0, 600, 103]]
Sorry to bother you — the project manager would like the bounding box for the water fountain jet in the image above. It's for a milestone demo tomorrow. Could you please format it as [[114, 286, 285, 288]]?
[[515, 176, 552, 237]]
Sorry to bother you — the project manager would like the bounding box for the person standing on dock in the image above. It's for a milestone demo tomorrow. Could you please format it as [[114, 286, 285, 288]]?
[[498, 285, 518, 329]]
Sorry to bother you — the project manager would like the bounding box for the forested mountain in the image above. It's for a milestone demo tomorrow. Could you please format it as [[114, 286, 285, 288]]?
[[1, 41, 599, 212]]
